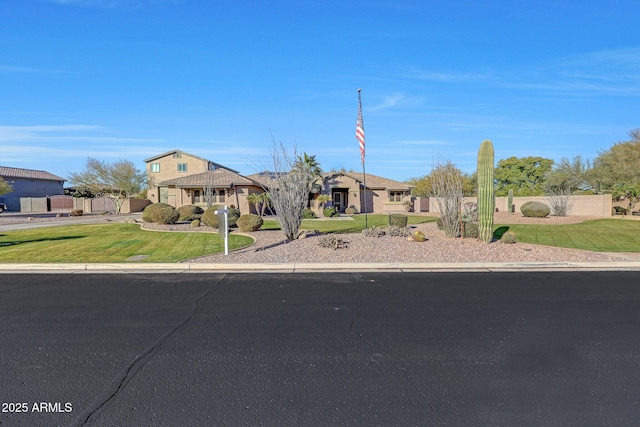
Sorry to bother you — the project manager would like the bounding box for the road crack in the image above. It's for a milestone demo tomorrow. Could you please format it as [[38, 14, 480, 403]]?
[[71, 274, 227, 426]]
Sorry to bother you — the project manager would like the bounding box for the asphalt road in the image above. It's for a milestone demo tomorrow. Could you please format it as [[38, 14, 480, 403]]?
[[1, 272, 640, 426]]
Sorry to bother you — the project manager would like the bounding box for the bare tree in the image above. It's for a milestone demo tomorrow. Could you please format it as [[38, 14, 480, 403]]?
[[203, 171, 216, 208], [68, 158, 151, 214], [545, 188, 575, 217], [265, 143, 315, 240], [430, 159, 463, 238]]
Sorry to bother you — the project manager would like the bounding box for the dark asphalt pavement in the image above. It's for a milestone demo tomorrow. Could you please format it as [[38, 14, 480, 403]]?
[[1, 272, 640, 426]]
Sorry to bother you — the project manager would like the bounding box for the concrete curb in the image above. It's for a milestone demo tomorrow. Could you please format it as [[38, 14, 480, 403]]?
[[1, 261, 640, 273]]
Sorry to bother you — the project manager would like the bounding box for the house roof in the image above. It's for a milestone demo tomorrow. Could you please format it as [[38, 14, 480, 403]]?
[[0, 166, 65, 182], [323, 172, 413, 191], [245, 171, 286, 188], [143, 149, 237, 173], [159, 168, 259, 188]]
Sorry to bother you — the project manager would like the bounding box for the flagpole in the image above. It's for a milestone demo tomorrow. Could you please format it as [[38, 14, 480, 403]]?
[[357, 88, 368, 229]]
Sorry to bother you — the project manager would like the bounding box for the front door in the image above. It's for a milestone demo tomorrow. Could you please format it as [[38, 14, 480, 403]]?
[[159, 187, 168, 204], [333, 192, 343, 212]]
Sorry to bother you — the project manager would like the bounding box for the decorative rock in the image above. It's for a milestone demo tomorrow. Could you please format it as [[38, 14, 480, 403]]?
[[500, 231, 517, 244], [520, 201, 550, 218]]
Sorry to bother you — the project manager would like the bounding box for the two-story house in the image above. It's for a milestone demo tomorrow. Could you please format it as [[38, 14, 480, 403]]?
[[144, 150, 264, 214]]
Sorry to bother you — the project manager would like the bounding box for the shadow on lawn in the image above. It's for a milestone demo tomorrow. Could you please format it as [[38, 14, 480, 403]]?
[[493, 226, 511, 240], [0, 235, 84, 247]]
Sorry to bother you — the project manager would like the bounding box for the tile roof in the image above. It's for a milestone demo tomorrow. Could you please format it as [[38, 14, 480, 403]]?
[[323, 172, 412, 190], [0, 166, 65, 182], [159, 168, 259, 188]]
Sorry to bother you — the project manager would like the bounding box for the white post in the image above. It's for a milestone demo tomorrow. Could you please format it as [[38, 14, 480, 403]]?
[[214, 205, 229, 256]]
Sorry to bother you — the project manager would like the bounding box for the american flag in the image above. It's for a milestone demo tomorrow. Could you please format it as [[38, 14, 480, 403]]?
[[356, 93, 365, 164]]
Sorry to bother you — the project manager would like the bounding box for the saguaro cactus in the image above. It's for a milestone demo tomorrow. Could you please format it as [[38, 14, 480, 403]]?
[[477, 140, 495, 243], [507, 188, 514, 214]]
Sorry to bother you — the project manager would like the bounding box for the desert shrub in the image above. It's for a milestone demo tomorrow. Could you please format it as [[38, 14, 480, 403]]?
[[236, 214, 263, 232], [323, 207, 338, 217], [463, 222, 479, 238], [500, 230, 517, 244], [302, 208, 316, 219], [545, 189, 574, 217], [362, 226, 386, 237], [386, 225, 411, 237], [228, 207, 241, 227], [345, 206, 357, 215], [614, 206, 628, 215], [462, 202, 478, 223], [191, 219, 201, 228], [520, 201, 550, 218], [389, 214, 408, 228], [318, 235, 347, 250], [177, 205, 204, 222], [142, 203, 179, 224], [70, 209, 83, 217], [201, 205, 222, 228], [413, 230, 426, 242], [436, 217, 444, 230]]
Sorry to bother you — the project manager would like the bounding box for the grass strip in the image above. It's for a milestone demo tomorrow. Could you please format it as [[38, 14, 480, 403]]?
[[494, 219, 640, 252], [0, 223, 254, 263]]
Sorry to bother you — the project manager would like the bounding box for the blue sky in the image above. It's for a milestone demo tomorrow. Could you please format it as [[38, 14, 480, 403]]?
[[1, 0, 639, 183]]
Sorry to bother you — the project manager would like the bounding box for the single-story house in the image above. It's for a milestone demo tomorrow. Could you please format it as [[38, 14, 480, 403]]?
[[315, 171, 414, 214], [247, 170, 414, 214], [0, 166, 65, 212]]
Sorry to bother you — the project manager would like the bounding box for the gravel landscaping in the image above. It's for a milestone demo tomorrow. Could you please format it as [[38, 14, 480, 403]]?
[[184, 213, 625, 264], [0, 212, 628, 263]]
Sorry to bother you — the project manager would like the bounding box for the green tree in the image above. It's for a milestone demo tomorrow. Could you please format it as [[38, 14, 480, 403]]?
[[545, 155, 594, 193], [593, 129, 640, 212], [408, 171, 475, 197], [494, 156, 554, 196], [0, 177, 13, 196], [68, 158, 151, 214], [406, 175, 433, 198]]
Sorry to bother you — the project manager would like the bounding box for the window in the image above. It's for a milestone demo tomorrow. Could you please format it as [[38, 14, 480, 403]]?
[[194, 190, 201, 203], [172, 152, 182, 159], [150, 163, 160, 173], [178, 163, 188, 173], [218, 189, 225, 202], [389, 191, 403, 202]]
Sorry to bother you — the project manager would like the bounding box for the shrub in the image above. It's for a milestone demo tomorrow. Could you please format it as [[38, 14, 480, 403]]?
[[614, 206, 628, 215], [302, 208, 316, 219], [413, 230, 426, 242], [318, 235, 347, 250], [345, 206, 357, 215], [142, 203, 179, 224], [386, 225, 411, 237], [177, 205, 204, 222], [436, 217, 444, 230], [362, 226, 386, 237], [191, 219, 201, 228], [201, 205, 222, 228], [323, 207, 338, 217], [500, 230, 517, 244], [69, 209, 83, 217], [463, 222, 479, 238], [236, 214, 263, 232], [520, 201, 550, 218], [389, 214, 408, 228], [462, 202, 478, 223], [228, 207, 241, 227]]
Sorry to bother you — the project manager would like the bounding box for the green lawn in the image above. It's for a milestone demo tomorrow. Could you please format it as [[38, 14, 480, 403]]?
[[494, 219, 640, 252], [262, 214, 435, 234], [0, 223, 254, 263]]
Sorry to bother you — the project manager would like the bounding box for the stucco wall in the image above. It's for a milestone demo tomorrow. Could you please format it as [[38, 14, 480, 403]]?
[[428, 194, 613, 217]]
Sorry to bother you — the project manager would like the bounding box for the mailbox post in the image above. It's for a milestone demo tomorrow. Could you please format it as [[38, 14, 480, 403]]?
[[214, 205, 229, 256]]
